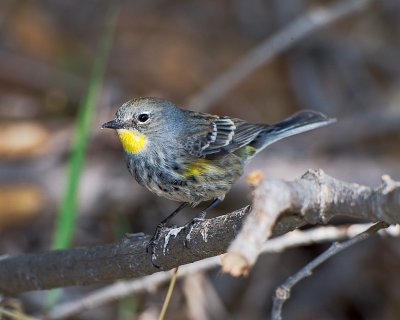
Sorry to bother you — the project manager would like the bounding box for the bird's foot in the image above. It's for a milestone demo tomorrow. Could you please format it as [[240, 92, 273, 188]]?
[[146, 223, 165, 253], [184, 216, 205, 249], [146, 223, 167, 268]]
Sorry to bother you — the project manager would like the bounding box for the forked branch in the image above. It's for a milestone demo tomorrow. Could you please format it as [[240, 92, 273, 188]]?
[[0, 170, 398, 294]]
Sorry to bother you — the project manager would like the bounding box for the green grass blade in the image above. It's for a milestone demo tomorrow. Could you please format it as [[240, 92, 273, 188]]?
[[46, 4, 119, 310], [52, 5, 119, 250]]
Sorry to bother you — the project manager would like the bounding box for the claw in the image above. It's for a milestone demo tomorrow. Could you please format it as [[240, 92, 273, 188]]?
[[145, 239, 155, 254], [146, 239, 161, 268], [184, 217, 205, 249], [145, 237, 155, 255], [146, 223, 166, 268], [151, 253, 161, 269], [144, 203, 189, 268]]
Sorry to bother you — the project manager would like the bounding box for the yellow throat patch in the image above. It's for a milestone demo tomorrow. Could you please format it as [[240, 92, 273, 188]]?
[[117, 129, 148, 154]]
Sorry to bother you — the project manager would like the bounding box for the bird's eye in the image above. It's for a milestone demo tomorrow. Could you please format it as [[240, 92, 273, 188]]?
[[138, 113, 149, 123]]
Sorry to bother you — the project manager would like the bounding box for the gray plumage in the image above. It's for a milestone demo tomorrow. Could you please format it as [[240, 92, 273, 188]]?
[[103, 97, 335, 205]]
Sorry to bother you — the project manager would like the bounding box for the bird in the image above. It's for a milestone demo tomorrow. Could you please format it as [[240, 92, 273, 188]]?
[[102, 97, 334, 250]]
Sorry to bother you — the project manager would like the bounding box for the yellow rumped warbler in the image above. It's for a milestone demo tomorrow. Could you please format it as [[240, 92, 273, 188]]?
[[102, 97, 334, 249]]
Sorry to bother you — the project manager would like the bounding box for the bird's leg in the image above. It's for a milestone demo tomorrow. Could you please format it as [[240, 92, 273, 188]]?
[[146, 202, 188, 255], [194, 198, 221, 221], [184, 198, 221, 248]]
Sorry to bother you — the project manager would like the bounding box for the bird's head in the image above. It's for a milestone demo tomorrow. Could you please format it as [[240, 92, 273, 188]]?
[[102, 97, 183, 154]]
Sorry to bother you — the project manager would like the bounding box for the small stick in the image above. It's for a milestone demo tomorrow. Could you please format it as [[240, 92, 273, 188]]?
[[271, 221, 389, 320], [158, 267, 179, 320]]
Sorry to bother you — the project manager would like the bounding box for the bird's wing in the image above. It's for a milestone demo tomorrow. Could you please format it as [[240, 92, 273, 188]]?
[[182, 110, 267, 157]]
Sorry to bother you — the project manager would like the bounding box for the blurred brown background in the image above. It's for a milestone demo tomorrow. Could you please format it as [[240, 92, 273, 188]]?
[[1, 0, 400, 319]]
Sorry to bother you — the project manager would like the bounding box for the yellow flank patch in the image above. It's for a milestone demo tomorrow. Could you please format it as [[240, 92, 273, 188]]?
[[117, 129, 148, 154], [235, 145, 257, 159], [182, 159, 222, 178], [244, 145, 257, 156]]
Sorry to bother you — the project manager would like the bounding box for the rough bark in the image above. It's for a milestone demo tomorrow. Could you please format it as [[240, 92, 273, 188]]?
[[0, 207, 249, 294], [1, 170, 399, 294], [222, 170, 400, 275]]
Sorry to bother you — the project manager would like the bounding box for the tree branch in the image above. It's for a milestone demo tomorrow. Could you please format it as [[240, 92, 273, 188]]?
[[1, 170, 399, 295], [188, 0, 371, 111], [222, 169, 400, 275], [0, 207, 249, 295], [48, 223, 390, 320]]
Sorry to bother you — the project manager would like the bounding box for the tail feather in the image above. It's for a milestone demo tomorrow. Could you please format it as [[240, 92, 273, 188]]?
[[249, 110, 335, 156]]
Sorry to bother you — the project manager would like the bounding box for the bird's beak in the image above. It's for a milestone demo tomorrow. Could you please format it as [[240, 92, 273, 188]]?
[[101, 119, 124, 129]]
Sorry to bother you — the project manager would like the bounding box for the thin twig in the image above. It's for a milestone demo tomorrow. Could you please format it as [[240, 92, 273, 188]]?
[[188, 0, 371, 110], [158, 267, 179, 320], [183, 272, 229, 320], [271, 221, 390, 320]]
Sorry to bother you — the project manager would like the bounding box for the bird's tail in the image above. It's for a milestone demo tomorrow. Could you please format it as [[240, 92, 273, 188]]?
[[248, 110, 335, 158]]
